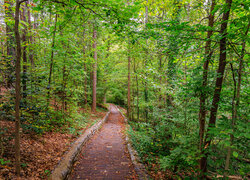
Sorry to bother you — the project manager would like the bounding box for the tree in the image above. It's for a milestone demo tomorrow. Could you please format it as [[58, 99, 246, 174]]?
[[198, 0, 215, 174], [92, 23, 97, 113], [4, 0, 15, 89], [47, 14, 58, 105], [14, 0, 27, 175], [127, 40, 131, 119], [202, 0, 233, 176], [224, 22, 249, 175]]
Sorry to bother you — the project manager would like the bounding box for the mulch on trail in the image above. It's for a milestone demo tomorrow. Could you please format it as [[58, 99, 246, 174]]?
[[70, 105, 138, 180]]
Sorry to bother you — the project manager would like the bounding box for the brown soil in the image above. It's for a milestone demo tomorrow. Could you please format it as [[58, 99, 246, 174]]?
[[70, 104, 138, 180]]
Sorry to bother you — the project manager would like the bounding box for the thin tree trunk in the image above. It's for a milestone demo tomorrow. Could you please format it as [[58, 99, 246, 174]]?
[[201, 0, 232, 176], [84, 62, 88, 105], [144, 0, 149, 121], [22, 5, 27, 98], [134, 57, 139, 120], [82, 25, 88, 105], [4, 0, 15, 89], [198, 0, 215, 173], [47, 14, 58, 105], [62, 62, 66, 119], [26, 1, 34, 67], [14, 0, 26, 175], [224, 23, 249, 174], [92, 24, 97, 113], [158, 52, 162, 106], [127, 41, 131, 120]]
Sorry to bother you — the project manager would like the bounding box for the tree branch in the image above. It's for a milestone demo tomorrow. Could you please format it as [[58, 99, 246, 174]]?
[[19, 0, 28, 5]]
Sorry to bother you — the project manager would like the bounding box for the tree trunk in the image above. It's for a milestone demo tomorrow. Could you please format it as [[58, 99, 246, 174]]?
[[26, 1, 34, 67], [144, 0, 149, 121], [134, 57, 139, 120], [84, 62, 88, 105], [62, 62, 66, 119], [21, 5, 27, 98], [224, 23, 249, 174], [47, 14, 58, 105], [127, 41, 131, 120], [198, 0, 215, 173], [14, 0, 25, 176], [4, 0, 15, 89], [82, 25, 88, 105], [201, 0, 232, 176], [91, 24, 97, 113]]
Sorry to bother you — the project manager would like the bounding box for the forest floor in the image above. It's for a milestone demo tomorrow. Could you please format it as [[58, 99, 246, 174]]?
[[0, 107, 106, 180], [70, 104, 138, 180]]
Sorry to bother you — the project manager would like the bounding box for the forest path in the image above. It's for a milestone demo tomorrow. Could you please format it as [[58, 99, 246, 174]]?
[[70, 104, 138, 180]]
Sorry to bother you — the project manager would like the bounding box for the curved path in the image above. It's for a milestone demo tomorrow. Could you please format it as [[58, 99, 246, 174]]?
[[70, 104, 138, 180]]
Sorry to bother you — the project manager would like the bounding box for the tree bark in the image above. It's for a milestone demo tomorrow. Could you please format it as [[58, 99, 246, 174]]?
[[198, 0, 215, 173], [91, 24, 97, 113], [21, 5, 27, 98], [133, 57, 139, 120], [144, 0, 149, 121], [4, 0, 15, 89], [127, 41, 131, 120], [14, 0, 26, 176], [62, 61, 67, 119], [26, 1, 34, 67], [84, 62, 88, 105], [47, 14, 58, 105], [201, 0, 233, 176], [82, 25, 88, 105], [224, 23, 249, 174]]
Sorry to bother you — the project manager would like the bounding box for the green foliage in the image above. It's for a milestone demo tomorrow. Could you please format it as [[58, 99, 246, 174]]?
[[0, 0, 249, 178], [0, 159, 10, 165]]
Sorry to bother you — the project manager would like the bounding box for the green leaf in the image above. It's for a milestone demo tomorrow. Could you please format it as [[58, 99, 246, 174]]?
[[233, 151, 238, 158]]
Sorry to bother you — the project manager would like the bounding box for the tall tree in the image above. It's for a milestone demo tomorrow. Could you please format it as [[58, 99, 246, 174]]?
[[21, 4, 27, 98], [127, 41, 131, 119], [26, 1, 34, 67], [47, 14, 58, 105], [198, 0, 215, 173], [144, 0, 149, 121], [92, 23, 97, 112], [202, 0, 233, 176], [14, 0, 27, 175], [224, 22, 249, 174], [4, 0, 15, 88], [83, 24, 88, 105]]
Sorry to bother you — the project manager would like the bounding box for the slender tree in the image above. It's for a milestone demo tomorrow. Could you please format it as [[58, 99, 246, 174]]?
[[4, 0, 15, 88], [198, 0, 215, 173], [224, 22, 249, 174], [26, 1, 34, 67], [21, 4, 27, 98], [82, 24, 88, 105], [14, 0, 27, 175], [47, 14, 58, 105], [92, 23, 97, 112], [127, 41, 131, 119], [202, 0, 233, 176]]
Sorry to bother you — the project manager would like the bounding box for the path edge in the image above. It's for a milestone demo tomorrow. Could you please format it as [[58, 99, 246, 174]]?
[[117, 106, 150, 180], [49, 110, 110, 180]]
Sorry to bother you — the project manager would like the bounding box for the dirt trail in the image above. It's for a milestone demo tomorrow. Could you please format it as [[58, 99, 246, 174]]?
[[70, 104, 138, 180]]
